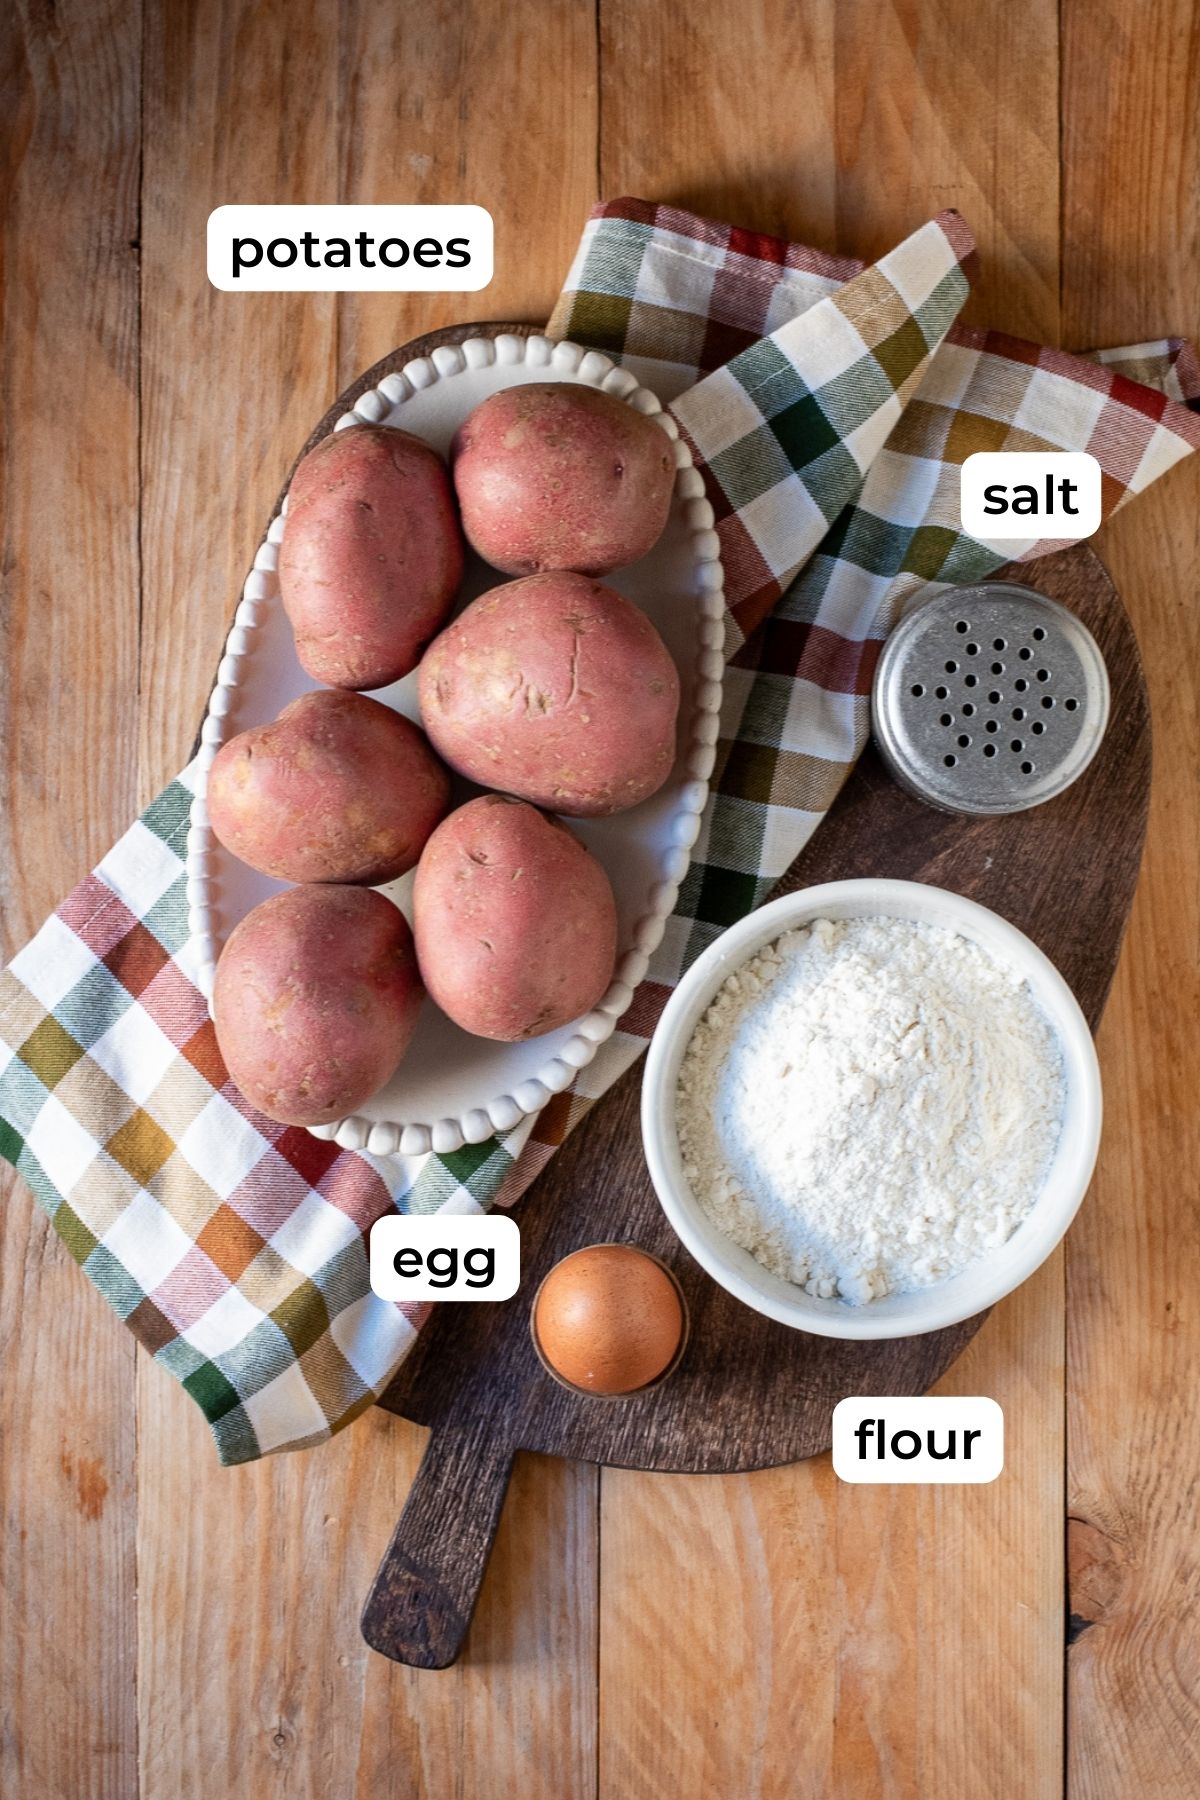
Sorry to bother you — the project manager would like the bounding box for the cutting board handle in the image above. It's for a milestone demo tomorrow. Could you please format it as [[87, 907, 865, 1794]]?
[[361, 1422, 515, 1668]]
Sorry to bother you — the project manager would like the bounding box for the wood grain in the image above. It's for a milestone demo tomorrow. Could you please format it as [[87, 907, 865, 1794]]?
[[595, 6, 1069, 1795], [135, 4, 599, 1796], [331, 1, 600, 1785], [1061, 3, 1200, 1793], [2, 0, 1199, 1792], [134, 8, 349, 1798], [0, 4, 142, 1797], [335, 0, 597, 388]]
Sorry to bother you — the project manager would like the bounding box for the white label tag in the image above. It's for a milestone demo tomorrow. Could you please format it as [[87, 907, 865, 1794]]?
[[369, 1214, 520, 1302], [832, 1396, 1004, 1483], [961, 451, 1102, 540], [207, 205, 494, 292]]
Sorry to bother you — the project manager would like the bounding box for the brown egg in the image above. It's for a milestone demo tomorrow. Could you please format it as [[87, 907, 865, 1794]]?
[[532, 1244, 686, 1396]]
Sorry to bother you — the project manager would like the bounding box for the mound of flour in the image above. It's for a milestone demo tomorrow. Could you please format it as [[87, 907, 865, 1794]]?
[[675, 916, 1065, 1304]]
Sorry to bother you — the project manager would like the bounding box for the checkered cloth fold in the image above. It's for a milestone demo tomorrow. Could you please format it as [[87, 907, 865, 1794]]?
[[3, 201, 1197, 1462]]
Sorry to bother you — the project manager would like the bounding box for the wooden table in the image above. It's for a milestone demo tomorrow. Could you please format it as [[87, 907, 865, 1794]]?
[[2, 3, 1197, 1795]]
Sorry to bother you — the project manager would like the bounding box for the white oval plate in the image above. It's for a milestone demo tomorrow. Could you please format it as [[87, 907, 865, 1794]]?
[[188, 332, 725, 1158]]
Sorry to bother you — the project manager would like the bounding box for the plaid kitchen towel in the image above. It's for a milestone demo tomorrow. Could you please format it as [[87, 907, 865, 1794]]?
[[2, 204, 1198, 1463]]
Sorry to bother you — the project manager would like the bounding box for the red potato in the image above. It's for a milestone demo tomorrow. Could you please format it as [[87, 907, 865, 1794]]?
[[418, 572, 680, 817], [279, 423, 464, 688], [413, 796, 618, 1041], [207, 690, 449, 885], [213, 886, 422, 1126], [451, 383, 675, 576]]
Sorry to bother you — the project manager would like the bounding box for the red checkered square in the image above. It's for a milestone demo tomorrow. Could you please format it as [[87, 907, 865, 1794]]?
[[57, 876, 140, 958], [315, 1152, 393, 1227], [103, 923, 170, 999], [1107, 370, 1169, 422], [138, 958, 212, 1048], [150, 1243, 230, 1330], [226, 1149, 316, 1240]]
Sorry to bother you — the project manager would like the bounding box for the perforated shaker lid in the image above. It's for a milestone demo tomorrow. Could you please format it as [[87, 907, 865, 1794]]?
[[871, 584, 1110, 817]]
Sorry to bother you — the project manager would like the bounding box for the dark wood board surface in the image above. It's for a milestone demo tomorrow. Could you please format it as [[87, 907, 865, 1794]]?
[[345, 345, 1150, 1664]]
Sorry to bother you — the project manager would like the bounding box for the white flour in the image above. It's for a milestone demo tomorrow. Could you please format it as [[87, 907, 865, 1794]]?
[[675, 916, 1065, 1304]]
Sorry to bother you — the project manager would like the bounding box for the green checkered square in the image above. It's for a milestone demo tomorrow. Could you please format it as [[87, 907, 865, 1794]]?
[[802, 439, 867, 523], [769, 389, 842, 465], [308, 1237, 371, 1318], [0, 1116, 23, 1167], [141, 876, 190, 955], [708, 424, 795, 512], [54, 961, 136, 1050], [0, 1056, 54, 1136], [828, 508, 916, 576], [732, 336, 812, 419], [184, 1358, 242, 1424], [141, 778, 192, 850], [814, 353, 898, 439]]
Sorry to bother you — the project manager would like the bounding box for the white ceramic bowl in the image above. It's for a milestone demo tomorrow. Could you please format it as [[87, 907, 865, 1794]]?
[[641, 879, 1102, 1339]]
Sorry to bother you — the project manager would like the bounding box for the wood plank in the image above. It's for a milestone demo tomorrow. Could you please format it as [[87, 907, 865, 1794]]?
[[135, 1372, 598, 1800], [0, 4, 142, 1797], [829, 0, 1059, 336], [596, 4, 1065, 1794], [135, 0, 339, 799], [135, 3, 600, 1796], [336, 3, 600, 1784], [356, 1449, 598, 1800], [1061, 4, 1200, 1791], [134, 5, 340, 1797], [336, 0, 598, 388]]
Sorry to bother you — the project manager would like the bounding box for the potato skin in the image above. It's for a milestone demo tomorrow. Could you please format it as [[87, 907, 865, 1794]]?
[[213, 886, 423, 1126], [452, 383, 675, 576], [279, 424, 464, 689], [418, 573, 679, 817], [413, 796, 618, 1041], [208, 690, 450, 885]]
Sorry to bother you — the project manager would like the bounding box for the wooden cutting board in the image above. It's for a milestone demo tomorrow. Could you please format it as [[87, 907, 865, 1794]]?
[[360, 531, 1150, 1669]]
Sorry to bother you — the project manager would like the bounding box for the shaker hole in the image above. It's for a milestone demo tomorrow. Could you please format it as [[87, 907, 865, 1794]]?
[[955, 620, 969, 633], [943, 754, 957, 767], [1032, 627, 1047, 641], [1065, 697, 1079, 711], [983, 743, 997, 758], [1021, 760, 1035, 774]]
